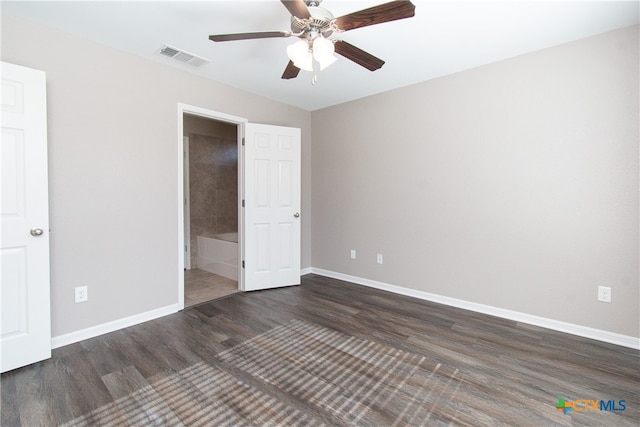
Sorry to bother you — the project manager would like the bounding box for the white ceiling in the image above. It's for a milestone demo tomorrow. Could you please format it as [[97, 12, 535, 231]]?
[[2, 1, 638, 110]]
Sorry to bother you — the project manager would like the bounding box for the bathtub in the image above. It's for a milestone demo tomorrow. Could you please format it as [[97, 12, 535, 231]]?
[[196, 232, 238, 281]]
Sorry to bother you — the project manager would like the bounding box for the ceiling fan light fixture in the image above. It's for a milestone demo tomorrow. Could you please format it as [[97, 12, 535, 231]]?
[[209, 0, 417, 81], [294, 53, 314, 72], [312, 36, 337, 70], [287, 39, 313, 71]]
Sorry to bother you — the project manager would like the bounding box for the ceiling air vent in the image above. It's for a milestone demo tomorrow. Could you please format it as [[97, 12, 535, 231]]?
[[158, 44, 209, 68]]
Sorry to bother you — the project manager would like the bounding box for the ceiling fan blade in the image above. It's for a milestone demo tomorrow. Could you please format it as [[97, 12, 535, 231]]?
[[282, 60, 301, 79], [280, 0, 311, 19], [209, 31, 291, 42], [334, 40, 385, 71], [335, 0, 416, 32]]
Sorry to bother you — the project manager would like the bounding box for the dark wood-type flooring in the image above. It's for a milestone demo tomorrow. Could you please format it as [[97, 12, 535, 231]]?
[[2, 274, 639, 426]]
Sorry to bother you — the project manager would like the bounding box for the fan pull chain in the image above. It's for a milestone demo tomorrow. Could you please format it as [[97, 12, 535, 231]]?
[[311, 58, 318, 85]]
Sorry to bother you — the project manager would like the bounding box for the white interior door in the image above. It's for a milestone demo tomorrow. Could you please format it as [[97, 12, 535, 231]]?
[[243, 123, 301, 291], [1, 61, 51, 373]]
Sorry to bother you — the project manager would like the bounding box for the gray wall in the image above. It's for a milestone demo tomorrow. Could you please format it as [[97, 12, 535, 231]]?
[[311, 26, 639, 338], [1, 14, 312, 337]]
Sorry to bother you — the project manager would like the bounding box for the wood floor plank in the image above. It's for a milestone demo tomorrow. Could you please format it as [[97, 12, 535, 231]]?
[[12, 362, 65, 426], [0, 372, 20, 426], [79, 331, 136, 377], [101, 365, 150, 400], [12, 350, 113, 425]]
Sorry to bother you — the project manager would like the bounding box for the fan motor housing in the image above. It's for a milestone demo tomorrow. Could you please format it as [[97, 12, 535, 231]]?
[[290, 6, 335, 37]]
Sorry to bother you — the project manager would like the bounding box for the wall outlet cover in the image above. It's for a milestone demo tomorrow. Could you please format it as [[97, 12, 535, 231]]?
[[75, 286, 88, 303], [597, 286, 611, 303]]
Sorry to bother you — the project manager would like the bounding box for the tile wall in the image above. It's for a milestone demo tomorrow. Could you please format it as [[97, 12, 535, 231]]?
[[188, 133, 238, 267]]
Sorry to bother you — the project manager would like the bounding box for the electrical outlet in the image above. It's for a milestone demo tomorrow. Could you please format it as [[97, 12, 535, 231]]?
[[376, 254, 383, 264], [597, 286, 611, 303], [350, 249, 356, 260], [75, 286, 88, 303]]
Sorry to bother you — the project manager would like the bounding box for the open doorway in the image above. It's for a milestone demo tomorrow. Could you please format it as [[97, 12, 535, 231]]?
[[178, 104, 247, 309], [183, 114, 238, 306]]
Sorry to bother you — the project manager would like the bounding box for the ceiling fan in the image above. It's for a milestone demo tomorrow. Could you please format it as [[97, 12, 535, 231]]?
[[209, 0, 416, 81]]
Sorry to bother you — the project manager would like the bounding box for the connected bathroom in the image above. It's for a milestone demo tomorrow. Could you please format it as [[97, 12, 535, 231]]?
[[183, 114, 239, 306]]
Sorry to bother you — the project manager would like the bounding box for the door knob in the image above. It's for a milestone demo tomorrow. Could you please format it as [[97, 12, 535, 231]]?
[[293, 212, 300, 218], [30, 227, 44, 237]]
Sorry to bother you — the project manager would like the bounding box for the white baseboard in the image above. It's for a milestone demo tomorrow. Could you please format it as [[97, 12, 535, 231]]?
[[51, 304, 180, 349], [310, 268, 640, 350], [301, 267, 313, 276]]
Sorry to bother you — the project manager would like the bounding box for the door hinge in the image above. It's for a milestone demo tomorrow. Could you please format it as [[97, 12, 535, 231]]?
[[242, 260, 245, 269], [242, 199, 245, 208], [185, 245, 188, 252], [242, 137, 245, 146]]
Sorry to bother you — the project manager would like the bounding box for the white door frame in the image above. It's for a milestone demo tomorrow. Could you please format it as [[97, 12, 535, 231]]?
[[183, 136, 191, 270], [177, 103, 247, 309]]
